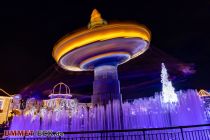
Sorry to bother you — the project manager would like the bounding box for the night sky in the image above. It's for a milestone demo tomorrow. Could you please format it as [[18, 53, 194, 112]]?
[[0, 0, 210, 95]]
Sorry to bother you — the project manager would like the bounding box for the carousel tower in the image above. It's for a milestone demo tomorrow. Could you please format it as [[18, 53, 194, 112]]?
[[52, 9, 151, 104]]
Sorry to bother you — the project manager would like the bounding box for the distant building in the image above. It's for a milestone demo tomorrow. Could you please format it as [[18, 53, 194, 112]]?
[[0, 89, 13, 124], [198, 89, 210, 120]]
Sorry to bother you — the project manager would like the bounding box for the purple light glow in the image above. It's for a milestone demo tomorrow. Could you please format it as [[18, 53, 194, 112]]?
[[10, 90, 207, 131]]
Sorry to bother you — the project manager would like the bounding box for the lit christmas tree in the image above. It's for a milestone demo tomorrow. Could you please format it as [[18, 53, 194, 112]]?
[[161, 63, 178, 104]]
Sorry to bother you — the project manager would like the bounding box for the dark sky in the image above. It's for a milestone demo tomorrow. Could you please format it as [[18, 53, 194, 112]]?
[[0, 0, 210, 94]]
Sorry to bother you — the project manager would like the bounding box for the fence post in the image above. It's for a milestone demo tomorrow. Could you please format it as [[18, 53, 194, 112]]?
[[143, 130, 146, 140], [180, 127, 184, 140]]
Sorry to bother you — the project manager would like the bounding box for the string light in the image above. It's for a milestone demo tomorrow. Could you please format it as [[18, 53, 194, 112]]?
[[198, 89, 210, 97]]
